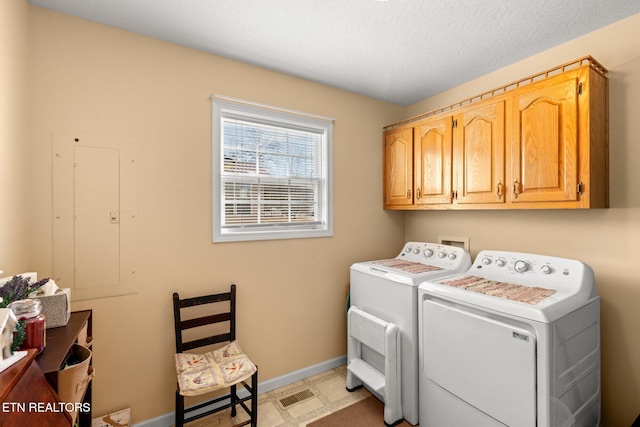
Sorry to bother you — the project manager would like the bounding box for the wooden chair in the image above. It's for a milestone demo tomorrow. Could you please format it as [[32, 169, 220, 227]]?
[[172, 284, 258, 427]]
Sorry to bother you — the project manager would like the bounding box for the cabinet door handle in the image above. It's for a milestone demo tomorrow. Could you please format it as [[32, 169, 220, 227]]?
[[416, 188, 421, 200], [497, 181, 503, 199], [407, 189, 412, 200], [513, 179, 521, 198]]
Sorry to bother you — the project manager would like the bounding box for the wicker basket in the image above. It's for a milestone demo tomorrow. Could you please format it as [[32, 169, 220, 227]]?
[[57, 344, 94, 425]]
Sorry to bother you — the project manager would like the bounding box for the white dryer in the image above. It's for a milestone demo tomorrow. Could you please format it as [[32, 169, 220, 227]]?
[[418, 250, 600, 427], [349, 242, 471, 425]]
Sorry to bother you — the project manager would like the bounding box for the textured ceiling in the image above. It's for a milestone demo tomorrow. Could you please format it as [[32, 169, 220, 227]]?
[[28, 0, 640, 106]]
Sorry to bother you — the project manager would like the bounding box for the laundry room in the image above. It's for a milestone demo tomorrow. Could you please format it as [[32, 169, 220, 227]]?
[[2, 1, 640, 426]]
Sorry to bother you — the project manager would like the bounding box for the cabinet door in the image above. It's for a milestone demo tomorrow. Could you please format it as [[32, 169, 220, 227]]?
[[384, 127, 414, 206], [414, 117, 453, 205], [454, 100, 505, 204], [510, 71, 579, 203]]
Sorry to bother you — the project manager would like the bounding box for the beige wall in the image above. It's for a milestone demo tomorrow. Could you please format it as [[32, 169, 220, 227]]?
[[0, 0, 29, 275], [404, 13, 640, 427], [26, 6, 405, 423]]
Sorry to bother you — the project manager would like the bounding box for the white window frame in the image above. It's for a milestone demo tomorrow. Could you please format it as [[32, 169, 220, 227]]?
[[212, 95, 334, 242]]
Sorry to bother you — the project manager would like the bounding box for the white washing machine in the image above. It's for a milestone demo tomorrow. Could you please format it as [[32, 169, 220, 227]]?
[[418, 250, 600, 427], [349, 242, 471, 425]]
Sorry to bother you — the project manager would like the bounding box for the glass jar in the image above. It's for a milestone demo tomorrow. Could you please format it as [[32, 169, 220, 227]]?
[[9, 299, 46, 354]]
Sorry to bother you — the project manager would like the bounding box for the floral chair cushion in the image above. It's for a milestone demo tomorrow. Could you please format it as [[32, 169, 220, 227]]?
[[175, 340, 257, 397]]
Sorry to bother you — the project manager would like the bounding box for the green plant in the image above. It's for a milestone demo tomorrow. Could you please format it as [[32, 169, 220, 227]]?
[[11, 320, 25, 352]]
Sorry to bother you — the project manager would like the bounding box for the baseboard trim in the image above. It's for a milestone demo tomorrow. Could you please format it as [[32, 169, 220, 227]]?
[[133, 355, 347, 427]]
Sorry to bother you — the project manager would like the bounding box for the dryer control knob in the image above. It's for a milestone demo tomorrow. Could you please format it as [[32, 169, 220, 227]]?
[[541, 265, 552, 274], [514, 260, 529, 273], [482, 257, 491, 265], [405, 247, 412, 253], [413, 248, 420, 254], [448, 253, 457, 260], [496, 259, 506, 267], [423, 249, 434, 257], [438, 252, 446, 258]]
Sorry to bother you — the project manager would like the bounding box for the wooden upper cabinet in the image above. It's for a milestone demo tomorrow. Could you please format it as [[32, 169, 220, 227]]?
[[414, 116, 453, 205], [384, 126, 414, 207], [382, 57, 608, 210], [509, 70, 579, 204], [454, 100, 505, 205], [508, 65, 608, 208]]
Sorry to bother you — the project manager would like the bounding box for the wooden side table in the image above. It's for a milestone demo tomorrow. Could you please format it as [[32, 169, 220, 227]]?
[[0, 310, 93, 426], [37, 310, 93, 426], [0, 349, 73, 426]]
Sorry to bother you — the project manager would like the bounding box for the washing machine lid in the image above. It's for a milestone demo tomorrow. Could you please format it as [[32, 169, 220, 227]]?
[[351, 242, 472, 286], [419, 250, 599, 323]]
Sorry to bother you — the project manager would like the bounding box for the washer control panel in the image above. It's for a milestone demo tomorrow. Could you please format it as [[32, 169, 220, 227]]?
[[399, 242, 470, 269], [472, 250, 593, 291]]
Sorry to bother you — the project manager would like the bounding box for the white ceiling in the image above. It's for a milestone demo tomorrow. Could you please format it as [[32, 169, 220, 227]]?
[[28, 0, 640, 106]]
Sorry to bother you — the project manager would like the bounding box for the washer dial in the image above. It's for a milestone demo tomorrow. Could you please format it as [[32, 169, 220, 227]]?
[[514, 260, 529, 273]]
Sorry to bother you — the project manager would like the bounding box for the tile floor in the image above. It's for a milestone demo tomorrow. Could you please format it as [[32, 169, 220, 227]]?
[[186, 365, 372, 427]]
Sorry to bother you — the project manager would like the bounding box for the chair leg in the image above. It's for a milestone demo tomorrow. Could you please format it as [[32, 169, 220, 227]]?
[[175, 390, 184, 427], [251, 369, 258, 427], [230, 384, 237, 417]]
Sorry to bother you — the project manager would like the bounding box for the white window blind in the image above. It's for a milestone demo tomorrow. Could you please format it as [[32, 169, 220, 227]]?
[[212, 95, 333, 242]]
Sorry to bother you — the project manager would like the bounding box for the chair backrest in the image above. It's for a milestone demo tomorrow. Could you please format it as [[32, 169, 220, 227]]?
[[173, 284, 237, 353]]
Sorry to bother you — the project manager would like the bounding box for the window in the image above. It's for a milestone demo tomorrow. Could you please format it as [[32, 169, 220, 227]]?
[[212, 95, 333, 242]]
